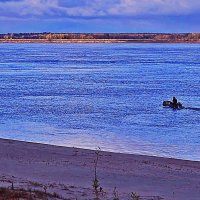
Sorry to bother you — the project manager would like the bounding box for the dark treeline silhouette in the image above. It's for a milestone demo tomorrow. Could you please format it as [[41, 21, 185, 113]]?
[[1, 33, 200, 42]]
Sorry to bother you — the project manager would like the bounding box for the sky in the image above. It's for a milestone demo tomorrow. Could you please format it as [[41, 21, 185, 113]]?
[[0, 0, 200, 33]]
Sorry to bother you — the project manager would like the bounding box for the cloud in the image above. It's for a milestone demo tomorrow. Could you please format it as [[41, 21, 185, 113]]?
[[0, 0, 200, 33], [107, 0, 200, 16], [0, 0, 60, 18], [1, 0, 200, 20]]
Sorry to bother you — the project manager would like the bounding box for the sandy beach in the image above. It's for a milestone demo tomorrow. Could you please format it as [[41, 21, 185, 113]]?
[[0, 138, 199, 199]]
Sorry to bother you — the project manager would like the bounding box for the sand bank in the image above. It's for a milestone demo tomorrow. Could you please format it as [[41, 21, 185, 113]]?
[[0, 138, 199, 199]]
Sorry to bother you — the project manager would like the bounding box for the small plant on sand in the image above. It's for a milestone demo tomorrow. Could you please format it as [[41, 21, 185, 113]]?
[[92, 147, 102, 199], [42, 185, 48, 200], [113, 187, 119, 200], [131, 192, 141, 200], [11, 181, 14, 190]]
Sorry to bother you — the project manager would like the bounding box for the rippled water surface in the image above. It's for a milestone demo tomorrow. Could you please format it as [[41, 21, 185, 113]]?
[[0, 43, 199, 161]]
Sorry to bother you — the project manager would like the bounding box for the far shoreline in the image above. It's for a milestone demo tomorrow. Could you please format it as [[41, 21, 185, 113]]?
[[1, 39, 200, 44]]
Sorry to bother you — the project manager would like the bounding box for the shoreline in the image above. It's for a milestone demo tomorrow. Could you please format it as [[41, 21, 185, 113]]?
[[0, 138, 199, 199], [1, 39, 200, 44], [1, 136, 198, 163]]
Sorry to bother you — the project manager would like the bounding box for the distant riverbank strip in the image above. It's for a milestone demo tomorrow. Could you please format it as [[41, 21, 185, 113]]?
[[1, 33, 200, 43], [1, 39, 200, 43]]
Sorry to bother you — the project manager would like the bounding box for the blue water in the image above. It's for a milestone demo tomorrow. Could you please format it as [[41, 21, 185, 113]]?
[[0, 43, 199, 161]]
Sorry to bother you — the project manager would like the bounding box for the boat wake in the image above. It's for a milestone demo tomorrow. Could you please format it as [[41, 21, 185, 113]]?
[[185, 107, 200, 111]]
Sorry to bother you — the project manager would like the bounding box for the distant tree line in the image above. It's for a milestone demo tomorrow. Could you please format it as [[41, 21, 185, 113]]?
[[0, 33, 200, 41]]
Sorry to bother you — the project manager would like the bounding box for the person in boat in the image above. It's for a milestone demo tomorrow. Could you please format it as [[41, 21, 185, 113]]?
[[172, 96, 178, 108], [172, 97, 177, 104]]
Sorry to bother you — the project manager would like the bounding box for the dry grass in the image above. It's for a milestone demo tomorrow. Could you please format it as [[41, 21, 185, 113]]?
[[0, 187, 62, 200]]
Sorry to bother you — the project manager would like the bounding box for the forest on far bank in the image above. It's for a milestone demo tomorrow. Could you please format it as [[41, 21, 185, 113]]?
[[1, 33, 200, 41]]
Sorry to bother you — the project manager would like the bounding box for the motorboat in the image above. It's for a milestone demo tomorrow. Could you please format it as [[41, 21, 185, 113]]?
[[163, 100, 184, 109]]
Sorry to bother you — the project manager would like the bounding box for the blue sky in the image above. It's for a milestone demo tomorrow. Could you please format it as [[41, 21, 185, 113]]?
[[0, 0, 200, 33]]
